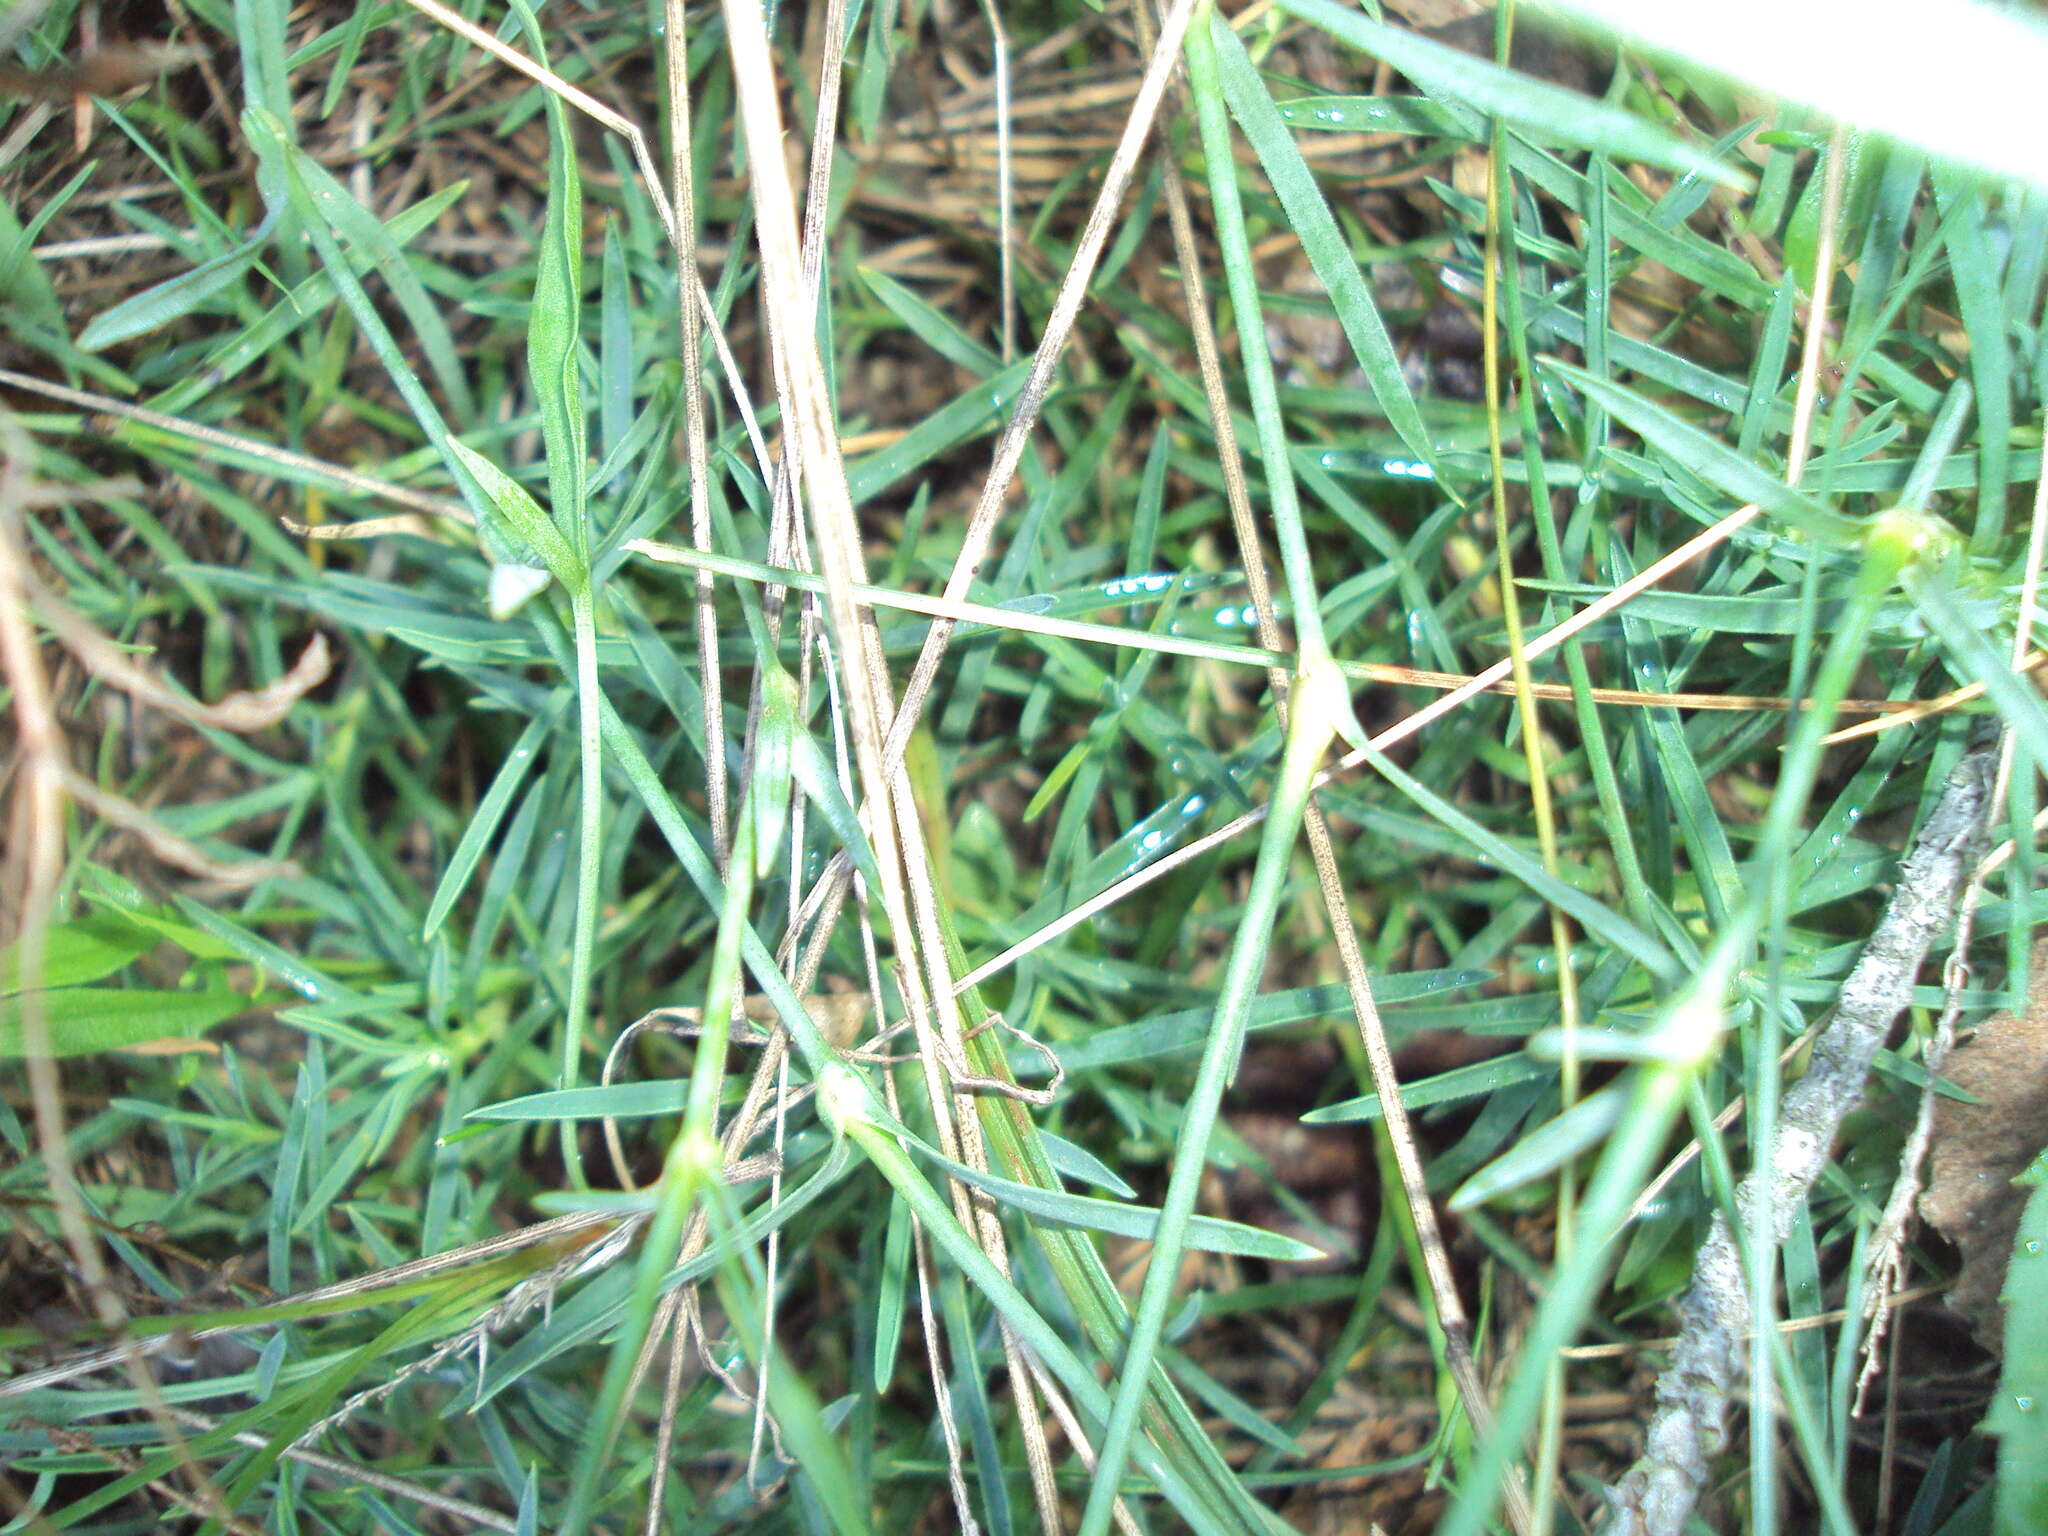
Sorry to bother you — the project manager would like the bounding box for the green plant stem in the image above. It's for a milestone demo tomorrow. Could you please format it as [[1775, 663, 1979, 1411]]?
[[704, 1179, 871, 1536], [832, 1105, 1223, 1529], [561, 587, 603, 1189], [1184, 0, 1327, 666], [1076, 685, 1335, 1536], [920, 867, 1273, 1533], [1434, 993, 1715, 1536], [1440, 524, 1926, 1536], [557, 798, 757, 1536]]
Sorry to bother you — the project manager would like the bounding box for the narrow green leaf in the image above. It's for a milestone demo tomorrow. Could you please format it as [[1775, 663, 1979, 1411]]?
[[789, 729, 886, 892], [1305, 1052, 1553, 1124], [872, 1194, 913, 1392], [1544, 357, 1862, 546], [0, 986, 255, 1057], [905, 1119, 1326, 1261], [846, 360, 1031, 503], [1273, 0, 1751, 190], [599, 217, 633, 483], [468, 1081, 696, 1122], [1211, 15, 1448, 490], [2, 915, 158, 994], [1040, 1129, 1140, 1198], [79, 209, 281, 351], [1278, 93, 1479, 139], [267, 147, 476, 422], [447, 439, 583, 589], [422, 710, 559, 940], [1992, 1156, 2048, 1536], [1050, 971, 1486, 1074], [857, 265, 1001, 375], [512, 0, 587, 550], [1448, 1084, 1630, 1211]]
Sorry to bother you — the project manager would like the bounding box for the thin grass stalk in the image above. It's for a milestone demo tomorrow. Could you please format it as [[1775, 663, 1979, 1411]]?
[[872, 0, 1203, 770], [894, 765, 1067, 1535], [1075, 9, 1367, 1528], [876, 1006, 984, 1533], [558, 793, 759, 1536], [1479, 20, 1582, 1528], [714, 10, 1199, 1525], [0, 369, 472, 521], [1072, 692, 1337, 1536], [564, 585, 605, 1191], [882, 656, 1065, 1529], [713, 0, 961, 1272], [943, 957, 1272, 1532], [715, 0, 922, 1094], [1747, 122, 1853, 1534], [764, 0, 1207, 1005], [829, 1088, 1246, 1530], [0, 426, 235, 1531], [517, 36, 604, 1193], [713, 9, 1048, 1530], [1139, 5, 1524, 1519], [396, 0, 678, 238], [956, 498, 1769, 990], [975, 0, 1016, 361], [665, 0, 728, 871], [730, 0, 861, 1477], [703, 1178, 871, 1536], [161, 1406, 519, 1532], [1458, 520, 1941, 1536], [1499, 155, 1658, 931]]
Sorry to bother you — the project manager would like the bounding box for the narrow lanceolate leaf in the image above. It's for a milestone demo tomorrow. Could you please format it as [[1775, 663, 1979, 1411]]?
[[239, 107, 511, 573], [2, 915, 158, 993], [448, 441, 581, 590], [468, 1081, 695, 1121], [517, 5, 587, 555], [1, 986, 256, 1057], [1448, 1083, 1630, 1210], [1211, 15, 1448, 489], [79, 208, 281, 352], [907, 1137, 1327, 1262], [1271, 0, 1753, 190], [253, 146, 476, 422], [1992, 1158, 2048, 1536], [1543, 358, 1863, 546]]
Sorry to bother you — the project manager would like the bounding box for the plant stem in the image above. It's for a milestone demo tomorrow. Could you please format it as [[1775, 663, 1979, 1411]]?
[[1076, 676, 1336, 1536]]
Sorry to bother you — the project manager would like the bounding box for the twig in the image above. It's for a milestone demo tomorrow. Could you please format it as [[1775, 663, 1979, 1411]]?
[[1853, 393, 2048, 1405], [1604, 747, 1997, 1536]]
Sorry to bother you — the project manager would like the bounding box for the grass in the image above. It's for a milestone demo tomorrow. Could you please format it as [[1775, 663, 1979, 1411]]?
[[2, 0, 2046, 1532]]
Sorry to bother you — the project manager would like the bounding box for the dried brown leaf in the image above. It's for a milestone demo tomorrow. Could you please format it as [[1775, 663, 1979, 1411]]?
[[1921, 940, 2048, 1347]]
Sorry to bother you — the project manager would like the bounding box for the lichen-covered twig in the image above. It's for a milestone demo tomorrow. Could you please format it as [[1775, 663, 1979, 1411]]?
[[1605, 748, 1996, 1536]]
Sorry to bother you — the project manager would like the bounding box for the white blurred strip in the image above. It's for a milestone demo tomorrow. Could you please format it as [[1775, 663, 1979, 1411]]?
[[1546, 0, 2048, 186]]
